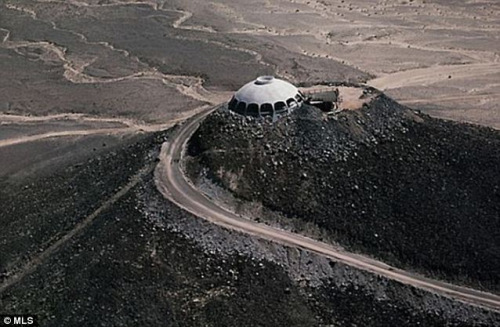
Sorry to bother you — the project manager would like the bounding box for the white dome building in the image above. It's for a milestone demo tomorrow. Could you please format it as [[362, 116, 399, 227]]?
[[228, 76, 304, 117]]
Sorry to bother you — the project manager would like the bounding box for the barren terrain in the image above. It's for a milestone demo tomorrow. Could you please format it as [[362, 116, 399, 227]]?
[[2, 0, 499, 128], [1, 0, 499, 325]]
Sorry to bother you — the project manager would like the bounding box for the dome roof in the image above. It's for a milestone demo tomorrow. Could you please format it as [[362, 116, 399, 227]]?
[[234, 76, 298, 105], [228, 76, 304, 117]]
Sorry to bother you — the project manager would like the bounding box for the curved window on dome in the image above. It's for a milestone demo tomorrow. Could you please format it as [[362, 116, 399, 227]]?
[[274, 101, 287, 113], [260, 103, 273, 115], [287, 98, 297, 107], [295, 93, 303, 102], [228, 97, 238, 110], [236, 101, 247, 114], [247, 103, 259, 116]]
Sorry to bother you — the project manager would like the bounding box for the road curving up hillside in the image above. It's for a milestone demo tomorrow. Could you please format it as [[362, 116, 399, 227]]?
[[154, 105, 500, 312]]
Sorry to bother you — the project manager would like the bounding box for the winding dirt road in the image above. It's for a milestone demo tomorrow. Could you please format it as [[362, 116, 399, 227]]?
[[154, 106, 500, 312], [2, 105, 499, 312], [2, 0, 499, 315]]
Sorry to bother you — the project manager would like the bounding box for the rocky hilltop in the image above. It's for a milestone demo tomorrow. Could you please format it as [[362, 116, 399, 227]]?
[[2, 130, 497, 326], [186, 91, 500, 293]]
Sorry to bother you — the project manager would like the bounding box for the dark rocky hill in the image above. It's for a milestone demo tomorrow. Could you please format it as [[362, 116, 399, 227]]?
[[3, 129, 495, 326], [186, 92, 500, 293]]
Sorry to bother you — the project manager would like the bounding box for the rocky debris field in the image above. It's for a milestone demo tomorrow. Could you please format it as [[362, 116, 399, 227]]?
[[1, 126, 498, 326], [186, 90, 500, 294]]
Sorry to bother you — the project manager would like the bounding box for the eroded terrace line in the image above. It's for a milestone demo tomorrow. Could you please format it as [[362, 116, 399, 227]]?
[[0, 162, 156, 295]]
